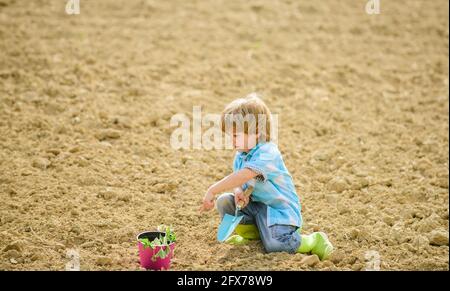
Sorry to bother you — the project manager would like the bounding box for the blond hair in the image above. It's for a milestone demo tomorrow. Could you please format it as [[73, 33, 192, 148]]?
[[220, 93, 272, 142]]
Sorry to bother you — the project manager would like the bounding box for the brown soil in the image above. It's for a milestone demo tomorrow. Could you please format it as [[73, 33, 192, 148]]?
[[0, 0, 448, 270]]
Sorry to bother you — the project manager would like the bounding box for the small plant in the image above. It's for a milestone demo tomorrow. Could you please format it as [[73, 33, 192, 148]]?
[[138, 225, 176, 262], [157, 224, 176, 243]]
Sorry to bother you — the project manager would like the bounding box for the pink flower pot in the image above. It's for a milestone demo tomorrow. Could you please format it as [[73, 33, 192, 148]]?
[[137, 231, 175, 271]]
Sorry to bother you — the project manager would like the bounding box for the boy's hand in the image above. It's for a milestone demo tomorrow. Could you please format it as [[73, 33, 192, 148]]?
[[234, 187, 250, 208], [233, 187, 244, 197], [200, 169, 258, 212], [201, 190, 215, 212]]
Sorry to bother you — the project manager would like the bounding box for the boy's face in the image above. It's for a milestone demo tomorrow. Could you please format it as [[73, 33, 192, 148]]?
[[233, 131, 258, 152]]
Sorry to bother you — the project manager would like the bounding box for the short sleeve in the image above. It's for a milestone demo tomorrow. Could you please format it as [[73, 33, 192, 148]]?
[[243, 143, 280, 183], [234, 153, 250, 190], [233, 152, 241, 172]]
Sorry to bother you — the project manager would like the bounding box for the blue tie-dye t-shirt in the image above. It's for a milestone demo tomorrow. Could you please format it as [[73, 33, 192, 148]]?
[[233, 142, 302, 228]]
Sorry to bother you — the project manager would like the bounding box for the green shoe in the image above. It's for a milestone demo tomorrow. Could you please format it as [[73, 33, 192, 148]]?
[[225, 235, 249, 245], [297, 232, 334, 261], [311, 232, 334, 261], [235, 224, 260, 240]]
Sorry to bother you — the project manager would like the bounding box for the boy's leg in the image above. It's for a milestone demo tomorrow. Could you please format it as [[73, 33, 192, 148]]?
[[217, 195, 333, 259], [215, 192, 236, 218], [252, 202, 301, 254], [216, 193, 259, 243]]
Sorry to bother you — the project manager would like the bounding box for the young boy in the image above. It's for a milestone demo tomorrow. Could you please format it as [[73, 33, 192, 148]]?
[[201, 94, 333, 260]]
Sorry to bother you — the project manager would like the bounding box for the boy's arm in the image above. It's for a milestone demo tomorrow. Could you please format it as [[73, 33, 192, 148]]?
[[201, 169, 257, 211], [208, 169, 258, 196]]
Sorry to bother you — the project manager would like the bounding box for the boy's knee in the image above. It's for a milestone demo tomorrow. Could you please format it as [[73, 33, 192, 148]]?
[[263, 239, 294, 253], [262, 226, 301, 254], [216, 193, 235, 217]]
